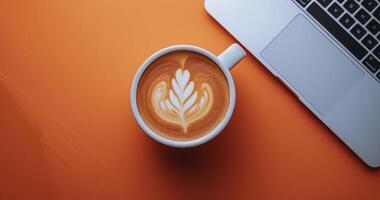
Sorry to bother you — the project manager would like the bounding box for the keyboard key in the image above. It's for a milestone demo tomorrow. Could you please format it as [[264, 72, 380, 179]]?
[[339, 13, 355, 29], [363, 55, 380, 73], [377, 72, 380, 80], [373, 45, 380, 59], [355, 9, 371, 25], [337, 0, 344, 3], [295, 0, 311, 7], [362, 35, 378, 49], [318, 0, 333, 7], [307, 2, 368, 60], [366, 19, 380, 35], [351, 24, 367, 39], [373, 7, 380, 21], [344, 0, 360, 13], [362, 0, 378, 12], [328, 3, 344, 18]]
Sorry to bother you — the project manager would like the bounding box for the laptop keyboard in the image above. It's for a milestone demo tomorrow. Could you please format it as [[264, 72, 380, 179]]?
[[295, 0, 380, 81]]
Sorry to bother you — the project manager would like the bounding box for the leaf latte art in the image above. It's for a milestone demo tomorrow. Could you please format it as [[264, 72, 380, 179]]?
[[152, 68, 213, 133], [137, 51, 229, 141]]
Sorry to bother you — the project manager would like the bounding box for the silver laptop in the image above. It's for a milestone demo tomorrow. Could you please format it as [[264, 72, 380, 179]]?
[[205, 0, 380, 168]]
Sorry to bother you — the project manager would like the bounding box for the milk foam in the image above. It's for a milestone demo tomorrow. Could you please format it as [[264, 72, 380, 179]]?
[[152, 68, 213, 133]]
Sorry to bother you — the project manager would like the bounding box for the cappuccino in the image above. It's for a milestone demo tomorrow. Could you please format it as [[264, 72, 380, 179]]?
[[137, 51, 229, 141]]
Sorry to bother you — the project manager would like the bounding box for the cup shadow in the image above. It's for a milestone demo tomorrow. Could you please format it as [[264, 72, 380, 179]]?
[[146, 118, 250, 183]]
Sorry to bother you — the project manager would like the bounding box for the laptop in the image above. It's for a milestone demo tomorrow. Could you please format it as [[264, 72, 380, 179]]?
[[205, 0, 380, 168]]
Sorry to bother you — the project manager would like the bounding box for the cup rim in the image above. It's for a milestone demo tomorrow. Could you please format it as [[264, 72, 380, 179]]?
[[130, 45, 236, 148]]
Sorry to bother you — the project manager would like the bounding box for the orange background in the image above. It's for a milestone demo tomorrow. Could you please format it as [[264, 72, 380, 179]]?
[[0, 0, 379, 199]]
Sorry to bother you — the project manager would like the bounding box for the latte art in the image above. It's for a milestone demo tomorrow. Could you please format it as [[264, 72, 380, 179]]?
[[137, 51, 229, 141], [152, 68, 213, 133]]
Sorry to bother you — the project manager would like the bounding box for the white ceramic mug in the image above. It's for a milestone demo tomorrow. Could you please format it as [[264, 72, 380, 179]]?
[[130, 43, 246, 148]]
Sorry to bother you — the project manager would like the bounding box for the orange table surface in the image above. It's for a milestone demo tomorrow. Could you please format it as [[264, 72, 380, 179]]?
[[0, 0, 379, 199]]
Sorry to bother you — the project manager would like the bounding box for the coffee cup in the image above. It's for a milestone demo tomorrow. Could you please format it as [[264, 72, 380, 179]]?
[[131, 44, 246, 147]]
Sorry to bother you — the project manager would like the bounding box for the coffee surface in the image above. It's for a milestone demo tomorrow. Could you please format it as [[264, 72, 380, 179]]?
[[137, 51, 229, 141]]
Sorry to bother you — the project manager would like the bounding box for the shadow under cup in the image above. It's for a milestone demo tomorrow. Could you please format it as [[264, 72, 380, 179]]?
[[136, 50, 230, 142]]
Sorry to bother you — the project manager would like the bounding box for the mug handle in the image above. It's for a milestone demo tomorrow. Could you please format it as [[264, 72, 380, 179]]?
[[217, 43, 246, 70]]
